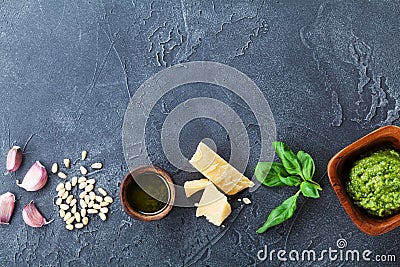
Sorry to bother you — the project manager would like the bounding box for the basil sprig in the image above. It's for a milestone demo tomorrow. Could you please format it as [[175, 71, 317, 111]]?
[[255, 141, 322, 234]]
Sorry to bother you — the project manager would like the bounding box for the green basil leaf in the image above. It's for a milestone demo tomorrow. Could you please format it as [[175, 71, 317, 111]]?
[[255, 162, 287, 187], [280, 176, 301, 186], [310, 180, 323, 191], [300, 181, 320, 198], [297, 150, 315, 181], [256, 192, 300, 234], [272, 141, 302, 177]]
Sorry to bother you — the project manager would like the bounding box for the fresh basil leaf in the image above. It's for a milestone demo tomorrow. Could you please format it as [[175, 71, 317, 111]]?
[[280, 176, 301, 186], [300, 181, 320, 198], [255, 162, 287, 187], [310, 180, 323, 191], [297, 150, 315, 181], [256, 192, 300, 234], [272, 141, 302, 177]]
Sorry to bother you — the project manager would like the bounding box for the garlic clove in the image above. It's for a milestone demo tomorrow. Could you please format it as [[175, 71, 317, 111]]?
[[17, 161, 48, 191], [22, 201, 53, 227], [6, 146, 22, 172], [0, 192, 15, 224]]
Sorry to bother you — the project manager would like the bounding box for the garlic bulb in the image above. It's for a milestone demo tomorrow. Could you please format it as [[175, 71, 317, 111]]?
[[22, 201, 53, 228], [6, 146, 22, 172], [17, 161, 48, 191], [0, 192, 15, 224]]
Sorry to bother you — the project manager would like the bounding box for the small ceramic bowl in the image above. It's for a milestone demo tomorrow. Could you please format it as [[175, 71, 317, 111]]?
[[120, 165, 175, 222], [327, 125, 400, 236]]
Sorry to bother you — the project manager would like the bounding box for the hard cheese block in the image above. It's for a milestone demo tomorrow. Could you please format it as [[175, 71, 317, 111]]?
[[196, 182, 231, 226], [184, 179, 209, 197], [189, 142, 254, 195]]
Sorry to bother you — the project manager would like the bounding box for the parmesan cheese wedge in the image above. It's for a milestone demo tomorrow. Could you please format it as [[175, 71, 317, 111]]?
[[196, 182, 231, 226], [189, 142, 254, 195], [184, 179, 209, 197]]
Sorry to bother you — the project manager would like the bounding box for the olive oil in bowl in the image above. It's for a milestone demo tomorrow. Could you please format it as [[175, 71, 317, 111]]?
[[126, 172, 170, 215]]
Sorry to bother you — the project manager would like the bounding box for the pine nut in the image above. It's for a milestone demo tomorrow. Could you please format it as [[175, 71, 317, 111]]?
[[71, 205, 77, 214], [91, 162, 102, 169], [70, 199, 77, 207], [75, 223, 84, 229], [98, 188, 107, 196], [61, 191, 69, 200], [79, 191, 87, 199], [86, 179, 96, 185], [85, 184, 94, 192], [60, 204, 70, 211], [66, 217, 75, 225], [59, 209, 66, 218], [100, 207, 108, 214], [82, 217, 89, 225], [99, 213, 107, 221], [66, 224, 74, 231], [56, 183, 64, 192], [57, 188, 66, 197], [81, 150, 87, 160], [80, 166, 88, 175], [95, 196, 103, 203], [64, 158, 71, 168], [65, 181, 72, 191], [84, 195, 90, 204], [78, 177, 87, 183], [58, 172, 67, 179], [66, 195, 73, 204], [87, 201, 94, 208], [89, 192, 95, 201], [100, 202, 109, 207], [63, 212, 72, 221], [104, 196, 113, 203], [81, 209, 87, 217], [80, 199, 87, 209], [56, 198, 62, 206], [52, 163, 58, 174], [74, 212, 81, 223], [87, 209, 98, 214], [71, 176, 78, 187], [78, 182, 87, 189], [93, 204, 101, 210]]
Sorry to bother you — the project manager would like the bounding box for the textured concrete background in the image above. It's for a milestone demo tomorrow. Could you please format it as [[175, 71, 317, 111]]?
[[0, 0, 399, 266]]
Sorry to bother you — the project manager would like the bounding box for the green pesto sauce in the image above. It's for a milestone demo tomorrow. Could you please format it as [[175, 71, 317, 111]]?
[[348, 149, 400, 217]]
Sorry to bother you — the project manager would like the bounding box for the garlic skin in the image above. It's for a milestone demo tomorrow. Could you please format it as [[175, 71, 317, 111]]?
[[17, 161, 48, 191], [0, 192, 15, 224], [22, 201, 53, 227], [6, 146, 22, 172]]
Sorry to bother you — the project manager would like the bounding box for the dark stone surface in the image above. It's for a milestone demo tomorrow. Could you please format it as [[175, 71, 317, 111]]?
[[0, 0, 399, 266]]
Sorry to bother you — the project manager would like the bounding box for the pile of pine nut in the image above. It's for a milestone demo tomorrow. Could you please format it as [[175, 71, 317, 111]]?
[[53, 151, 113, 230]]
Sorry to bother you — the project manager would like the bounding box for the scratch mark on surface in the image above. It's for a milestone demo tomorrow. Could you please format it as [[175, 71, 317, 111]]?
[[22, 133, 42, 152], [185, 206, 245, 266], [53, 0, 66, 32], [37, 0, 44, 19], [101, 28, 131, 99], [180, 0, 189, 51], [301, 1, 400, 127], [76, 29, 116, 115], [330, 90, 343, 127], [234, 229, 257, 265]]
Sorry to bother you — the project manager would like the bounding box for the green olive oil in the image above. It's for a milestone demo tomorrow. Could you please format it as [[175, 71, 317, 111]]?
[[127, 172, 170, 215]]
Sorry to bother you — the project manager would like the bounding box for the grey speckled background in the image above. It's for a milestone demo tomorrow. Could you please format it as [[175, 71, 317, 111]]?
[[0, 0, 399, 266]]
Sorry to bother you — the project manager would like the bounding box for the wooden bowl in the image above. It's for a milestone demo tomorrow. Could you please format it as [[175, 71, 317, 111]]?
[[327, 125, 400, 236], [120, 165, 175, 222]]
